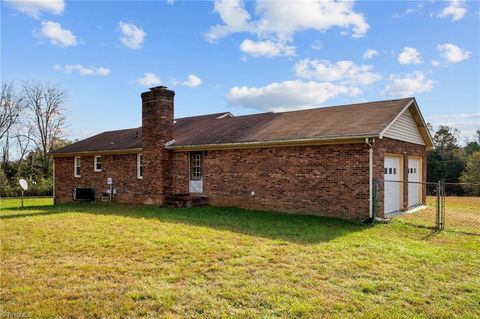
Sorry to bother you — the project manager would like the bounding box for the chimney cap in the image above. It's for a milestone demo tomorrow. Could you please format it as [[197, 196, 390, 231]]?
[[149, 85, 168, 91]]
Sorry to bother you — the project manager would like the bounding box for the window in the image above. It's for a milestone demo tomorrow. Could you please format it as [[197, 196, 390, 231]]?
[[74, 157, 81, 177], [189, 152, 203, 180], [137, 154, 143, 179], [94, 156, 102, 172]]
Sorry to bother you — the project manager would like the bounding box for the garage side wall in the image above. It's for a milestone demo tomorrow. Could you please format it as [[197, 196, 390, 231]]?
[[54, 155, 144, 204], [373, 138, 427, 217], [172, 143, 371, 220]]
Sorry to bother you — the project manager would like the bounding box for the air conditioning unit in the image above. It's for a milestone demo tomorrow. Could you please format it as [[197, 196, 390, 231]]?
[[74, 188, 95, 202]]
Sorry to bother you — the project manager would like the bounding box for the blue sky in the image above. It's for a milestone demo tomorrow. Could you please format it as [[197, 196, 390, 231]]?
[[2, 0, 479, 142]]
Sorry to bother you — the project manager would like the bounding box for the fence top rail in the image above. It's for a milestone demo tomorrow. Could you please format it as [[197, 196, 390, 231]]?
[[443, 182, 480, 186], [377, 180, 439, 185]]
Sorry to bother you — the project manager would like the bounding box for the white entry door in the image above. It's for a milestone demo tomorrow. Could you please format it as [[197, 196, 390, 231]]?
[[408, 157, 421, 208], [189, 152, 203, 193], [384, 155, 402, 214]]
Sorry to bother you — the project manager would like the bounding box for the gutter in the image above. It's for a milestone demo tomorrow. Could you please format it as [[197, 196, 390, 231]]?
[[49, 148, 142, 157], [166, 134, 378, 151]]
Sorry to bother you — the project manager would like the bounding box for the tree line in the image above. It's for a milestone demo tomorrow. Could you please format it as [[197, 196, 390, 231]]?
[[1, 80, 479, 197], [427, 125, 480, 195], [0, 81, 70, 197]]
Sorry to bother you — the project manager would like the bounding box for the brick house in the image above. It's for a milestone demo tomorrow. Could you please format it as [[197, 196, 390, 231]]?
[[50, 86, 433, 220]]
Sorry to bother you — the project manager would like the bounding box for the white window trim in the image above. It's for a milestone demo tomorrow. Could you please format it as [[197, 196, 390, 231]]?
[[94, 155, 102, 172], [137, 153, 143, 179], [74, 156, 81, 178]]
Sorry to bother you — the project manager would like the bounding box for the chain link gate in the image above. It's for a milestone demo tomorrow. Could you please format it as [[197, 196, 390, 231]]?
[[373, 179, 480, 234]]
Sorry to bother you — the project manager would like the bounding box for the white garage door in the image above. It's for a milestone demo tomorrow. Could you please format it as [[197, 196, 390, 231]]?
[[384, 155, 402, 214], [408, 157, 421, 208]]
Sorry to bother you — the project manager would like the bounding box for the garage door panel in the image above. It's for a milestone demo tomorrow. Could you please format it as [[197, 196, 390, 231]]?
[[384, 155, 402, 214], [408, 157, 421, 208]]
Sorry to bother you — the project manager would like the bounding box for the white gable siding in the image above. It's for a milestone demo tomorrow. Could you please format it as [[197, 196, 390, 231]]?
[[383, 108, 425, 145]]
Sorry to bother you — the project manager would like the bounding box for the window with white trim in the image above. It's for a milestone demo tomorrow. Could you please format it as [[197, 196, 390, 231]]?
[[94, 156, 102, 172], [74, 156, 81, 177], [137, 154, 143, 179]]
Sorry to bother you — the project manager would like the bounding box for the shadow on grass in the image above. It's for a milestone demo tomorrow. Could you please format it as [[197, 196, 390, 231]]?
[[1, 203, 368, 244]]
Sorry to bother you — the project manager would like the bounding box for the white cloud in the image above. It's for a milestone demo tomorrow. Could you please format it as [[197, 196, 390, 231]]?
[[6, 0, 64, 18], [438, 0, 467, 21], [166, 0, 175, 4], [428, 113, 480, 140], [137, 73, 161, 86], [53, 64, 110, 76], [240, 38, 295, 57], [205, 0, 369, 43], [294, 59, 381, 86], [119, 22, 146, 49], [393, 2, 424, 18], [431, 60, 441, 67], [381, 71, 434, 97], [39, 21, 77, 47], [398, 47, 423, 64], [205, 0, 253, 42], [437, 43, 471, 63], [363, 49, 378, 59], [228, 80, 360, 112], [311, 40, 322, 50], [174, 74, 202, 88]]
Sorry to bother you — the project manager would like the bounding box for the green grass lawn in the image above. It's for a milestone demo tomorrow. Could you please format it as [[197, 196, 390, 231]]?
[[0, 197, 53, 209], [1, 201, 479, 318]]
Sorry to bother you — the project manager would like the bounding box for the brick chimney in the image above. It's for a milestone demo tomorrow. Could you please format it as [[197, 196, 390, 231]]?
[[141, 86, 174, 204]]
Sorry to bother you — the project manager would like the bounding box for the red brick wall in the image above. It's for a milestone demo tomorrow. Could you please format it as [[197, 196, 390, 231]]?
[[171, 143, 371, 220], [54, 138, 426, 220], [372, 138, 427, 217], [54, 154, 143, 204]]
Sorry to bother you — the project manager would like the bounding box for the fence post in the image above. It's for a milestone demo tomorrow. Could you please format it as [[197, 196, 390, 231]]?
[[372, 178, 377, 219], [441, 181, 445, 230], [436, 181, 441, 231]]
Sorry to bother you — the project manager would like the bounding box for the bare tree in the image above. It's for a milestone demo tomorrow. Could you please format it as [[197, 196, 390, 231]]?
[[0, 83, 23, 141], [0, 84, 24, 169], [14, 126, 34, 172], [23, 81, 66, 175]]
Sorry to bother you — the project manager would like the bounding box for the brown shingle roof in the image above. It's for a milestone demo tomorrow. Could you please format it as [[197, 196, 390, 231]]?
[[50, 98, 415, 154]]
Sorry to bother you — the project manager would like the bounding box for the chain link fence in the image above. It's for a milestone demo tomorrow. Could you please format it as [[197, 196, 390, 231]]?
[[374, 179, 480, 235], [442, 183, 480, 234]]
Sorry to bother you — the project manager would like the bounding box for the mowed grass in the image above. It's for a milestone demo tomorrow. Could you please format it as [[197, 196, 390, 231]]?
[[1, 201, 479, 318], [398, 196, 480, 234], [0, 197, 53, 209]]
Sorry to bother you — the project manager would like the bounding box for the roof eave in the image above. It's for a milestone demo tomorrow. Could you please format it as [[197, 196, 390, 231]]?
[[50, 148, 142, 157], [166, 134, 379, 151]]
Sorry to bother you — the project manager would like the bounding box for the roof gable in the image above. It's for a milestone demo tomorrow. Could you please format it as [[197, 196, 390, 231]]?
[[379, 99, 434, 150]]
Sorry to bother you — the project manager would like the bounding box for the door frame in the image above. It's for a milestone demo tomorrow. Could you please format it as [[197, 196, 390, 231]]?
[[188, 151, 204, 194]]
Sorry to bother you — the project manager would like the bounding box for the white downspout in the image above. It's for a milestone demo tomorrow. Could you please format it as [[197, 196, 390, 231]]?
[[365, 138, 374, 218]]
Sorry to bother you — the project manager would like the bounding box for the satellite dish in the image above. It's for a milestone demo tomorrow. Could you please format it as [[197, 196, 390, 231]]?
[[19, 179, 28, 191]]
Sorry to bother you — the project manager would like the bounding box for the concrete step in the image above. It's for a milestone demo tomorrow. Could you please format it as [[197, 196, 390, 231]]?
[[165, 193, 209, 208]]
